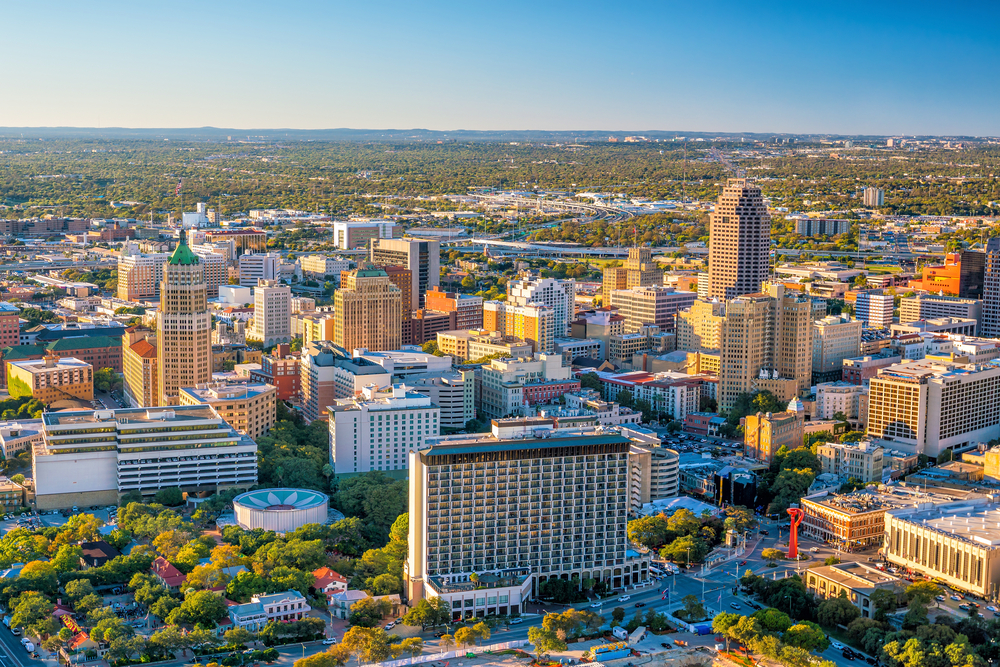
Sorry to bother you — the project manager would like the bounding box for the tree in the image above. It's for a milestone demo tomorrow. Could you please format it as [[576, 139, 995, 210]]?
[[348, 597, 389, 628], [783, 621, 829, 652], [150, 626, 191, 657], [611, 607, 626, 623], [870, 588, 899, 622], [527, 626, 566, 659], [11, 592, 54, 632], [817, 593, 861, 627], [902, 603, 929, 630], [340, 626, 393, 664], [394, 637, 424, 659], [713, 612, 742, 650], [439, 634, 455, 651], [154, 487, 184, 506], [906, 581, 939, 606], [824, 556, 842, 566], [680, 594, 707, 622], [166, 590, 228, 627], [840, 431, 866, 443], [761, 548, 785, 562], [752, 608, 792, 633], [454, 626, 476, 649], [224, 627, 255, 646], [627, 515, 670, 549], [580, 372, 601, 391], [94, 367, 123, 393]]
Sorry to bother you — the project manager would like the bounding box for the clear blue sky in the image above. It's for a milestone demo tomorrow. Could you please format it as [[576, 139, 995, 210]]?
[[1, 0, 997, 135]]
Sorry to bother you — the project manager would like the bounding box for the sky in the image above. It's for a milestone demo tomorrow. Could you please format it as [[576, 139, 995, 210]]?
[[1, 0, 998, 135]]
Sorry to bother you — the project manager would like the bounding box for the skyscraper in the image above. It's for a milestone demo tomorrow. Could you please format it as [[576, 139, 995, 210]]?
[[157, 231, 213, 406], [370, 239, 440, 310], [506, 277, 576, 338], [863, 187, 884, 207], [602, 247, 661, 303], [333, 267, 403, 352], [707, 179, 770, 300], [983, 238, 1000, 337]]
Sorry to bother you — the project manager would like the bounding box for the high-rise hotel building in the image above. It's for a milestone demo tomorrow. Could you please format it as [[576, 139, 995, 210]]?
[[334, 267, 403, 353], [406, 429, 649, 619], [157, 232, 213, 406], [707, 179, 770, 300]]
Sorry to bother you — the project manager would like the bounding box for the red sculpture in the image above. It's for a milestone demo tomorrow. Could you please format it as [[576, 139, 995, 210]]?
[[787, 507, 804, 559]]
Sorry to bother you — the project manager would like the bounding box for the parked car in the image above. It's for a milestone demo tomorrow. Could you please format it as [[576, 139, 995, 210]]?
[[730, 603, 741, 610], [809, 547, 820, 552], [618, 595, 631, 602], [951, 595, 962, 601], [385, 621, 395, 630], [936, 595, 946, 601], [830, 641, 845, 650], [322, 638, 337, 645]]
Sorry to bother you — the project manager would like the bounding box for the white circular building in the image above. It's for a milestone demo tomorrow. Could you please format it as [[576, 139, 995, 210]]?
[[233, 488, 330, 534]]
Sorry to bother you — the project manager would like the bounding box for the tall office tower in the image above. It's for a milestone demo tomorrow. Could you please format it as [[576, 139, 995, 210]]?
[[812, 315, 862, 384], [602, 247, 661, 303], [983, 238, 1000, 337], [253, 279, 292, 347], [117, 248, 171, 301], [238, 252, 282, 287], [862, 187, 884, 207], [959, 251, 986, 299], [707, 179, 770, 300], [609, 286, 696, 333], [157, 232, 212, 406], [483, 301, 554, 353], [333, 267, 402, 353], [676, 299, 726, 353], [717, 284, 814, 411], [382, 266, 414, 318], [507, 277, 576, 337], [855, 292, 894, 329], [370, 239, 440, 310], [406, 430, 635, 612]]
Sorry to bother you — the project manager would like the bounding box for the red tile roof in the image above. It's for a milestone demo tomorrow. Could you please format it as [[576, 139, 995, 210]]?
[[152, 556, 186, 587]]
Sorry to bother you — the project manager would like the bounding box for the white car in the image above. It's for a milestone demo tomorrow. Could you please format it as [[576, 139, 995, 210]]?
[[809, 547, 820, 552], [590, 602, 602, 608], [322, 638, 337, 645], [385, 621, 396, 630], [830, 641, 845, 650], [618, 595, 631, 602], [510, 618, 524, 625]]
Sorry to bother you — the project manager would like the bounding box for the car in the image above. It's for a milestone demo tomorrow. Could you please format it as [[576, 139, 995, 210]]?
[[661, 643, 672, 649], [970, 601, 980, 608], [322, 638, 337, 645], [510, 618, 523, 625], [842, 650, 856, 661], [730, 603, 741, 610], [635, 602, 646, 607], [590, 602, 602, 608], [739, 560, 748, 566], [951, 595, 962, 601], [936, 595, 946, 601], [11, 628, 20, 636], [809, 547, 820, 552], [618, 595, 631, 602], [864, 657, 876, 665], [830, 641, 845, 650], [760, 530, 769, 536], [959, 604, 970, 611], [978, 613, 986, 619], [990, 606, 999, 613], [385, 622, 395, 630]]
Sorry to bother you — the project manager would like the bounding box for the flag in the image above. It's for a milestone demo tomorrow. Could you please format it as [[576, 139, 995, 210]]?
[[661, 590, 667, 600], [175, 180, 182, 195]]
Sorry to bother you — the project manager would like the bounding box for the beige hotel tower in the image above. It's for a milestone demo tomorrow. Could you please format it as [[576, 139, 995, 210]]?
[[157, 231, 213, 405], [707, 178, 770, 300]]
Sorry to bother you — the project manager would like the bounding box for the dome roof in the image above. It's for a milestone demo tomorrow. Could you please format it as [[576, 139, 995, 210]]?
[[233, 488, 328, 511], [168, 230, 200, 266]]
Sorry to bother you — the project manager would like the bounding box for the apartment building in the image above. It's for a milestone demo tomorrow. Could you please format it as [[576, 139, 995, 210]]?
[[707, 179, 770, 299], [794, 218, 853, 237], [812, 315, 862, 384], [563, 390, 642, 427], [33, 405, 257, 509], [816, 441, 884, 482], [229, 591, 310, 631], [238, 253, 281, 287], [883, 497, 1000, 597], [436, 330, 533, 362], [814, 381, 867, 423], [328, 384, 439, 475], [122, 331, 158, 408], [251, 280, 291, 347], [863, 187, 884, 207], [479, 354, 575, 420], [483, 302, 554, 354], [117, 250, 171, 301], [743, 403, 805, 464], [370, 239, 440, 310], [602, 247, 661, 303], [899, 294, 982, 325], [425, 286, 484, 330], [867, 359, 1000, 457], [157, 232, 213, 406], [507, 277, 576, 338], [0, 420, 44, 459], [249, 345, 300, 401], [299, 343, 391, 423], [982, 238, 1000, 337], [300, 255, 354, 280], [179, 382, 277, 440], [596, 370, 704, 422], [408, 371, 476, 430], [409, 309, 458, 346], [7, 355, 93, 403], [855, 292, 894, 329], [676, 299, 726, 353], [333, 267, 403, 353], [842, 353, 902, 386], [406, 429, 642, 614], [609, 286, 696, 334]]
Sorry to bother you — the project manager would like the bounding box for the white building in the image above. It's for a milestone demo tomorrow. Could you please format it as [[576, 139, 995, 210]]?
[[855, 293, 894, 329], [357, 347, 454, 379], [408, 371, 476, 430], [479, 354, 573, 420], [332, 220, 396, 250], [218, 285, 253, 306], [0, 420, 43, 459], [816, 440, 884, 482], [507, 277, 576, 337], [563, 390, 642, 426], [238, 252, 282, 287], [812, 315, 863, 383], [863, 187, 885, 207], [32, 405, 257, 509], [553, 337, 603, 365], [252, 279, 291, 346], [328, 384, 440, 474], [300, 255, 354, 282], [228, 591, 310, 631], [815, 381, 867, 424]]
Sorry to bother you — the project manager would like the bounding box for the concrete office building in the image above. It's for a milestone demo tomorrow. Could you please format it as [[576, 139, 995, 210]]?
[[406, 429, 643, 613], [425, 286, 484, 330], [743, 401, 805, 464], [157, 232, 213, 406], [609, 286, 696, 334], [32, 405, 257, 509], [435, 330, 533, 362], [238, 253, 281, 287], [300, 255, 354, 280], [333, 267, 403, 353], [899, 294, 982, 324], [252, 280, 292, 347], [383, 266, 414, 320], [507, 277, 576, 339], [805, 562, 904, 619], [707, 179, 770, 299], [370, 239, 440, 310], [553, 337, 603, 365], [676, 299, 726, 353], [299, 343, 392, 423], [816, 441, 884, 482], [117, 250, 171, 301], [883, 497, 1000, 597], [794, 218, 853, 237], [570, 309, 626, 361], [602, 247, 661, 304], [891, 317, 977, 337], [812, 315, 863, 384], [328, 384, 439, 475], [332, 220, 397, 250], [855, 293, 894, 329], [814, 381, 867, 423], [408, 371, 476, 430], [479, 354, 575, 420], [867, 359, 1000, 457], [982, 238, 1000, 337], [179, 382, 277, 441], [192, 250, 227, 298], [7, 355, 93, 403], [203, 229, 267, 257], [842, 353, 902, 386]]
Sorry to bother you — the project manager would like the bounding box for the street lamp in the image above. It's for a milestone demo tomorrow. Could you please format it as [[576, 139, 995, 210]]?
[[784, 595, 793, 619]]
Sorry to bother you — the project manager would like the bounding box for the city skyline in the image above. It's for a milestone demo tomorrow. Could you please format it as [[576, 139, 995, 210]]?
[[1, 1, 998, 134]]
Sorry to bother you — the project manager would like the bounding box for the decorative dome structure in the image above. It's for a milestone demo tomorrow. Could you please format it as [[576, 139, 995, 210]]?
[[233, 488, 329, 534]]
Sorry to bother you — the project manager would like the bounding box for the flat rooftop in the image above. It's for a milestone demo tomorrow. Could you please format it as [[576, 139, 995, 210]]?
[[9, 356, 91, 373], [421, 432, 629, 457], [810, 561, 905, 591], [43, 405, 221, 428], [805, 486, 969, 514], [889, 499, 1000, 546], [180, 382, 274, 403]]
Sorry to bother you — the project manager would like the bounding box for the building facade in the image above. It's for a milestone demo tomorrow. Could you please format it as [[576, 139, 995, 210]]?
[[812, 315, 863, 384], [179, 382, 277, 440], [334, 268, 403, 353], [899, 294, 982, 325], [7, 355, 93, 403], [408, 371, 476, 430], [855, 292, 894, 329], [425, 286, 484, 330], [676, 299, 726, 353], [609, 286, 696, 334], [483, 302, 554, 354], [707, 179, 770, 299], [506, 277, 576, 339], [816, 441, 884, 482], [479, 354, 574, 420], [252, 280, 292, 347], [370, 239, 440, 310]]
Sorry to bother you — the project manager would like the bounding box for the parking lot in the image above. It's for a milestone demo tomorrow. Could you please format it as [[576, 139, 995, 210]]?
[[0, 506, 117, 535]]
